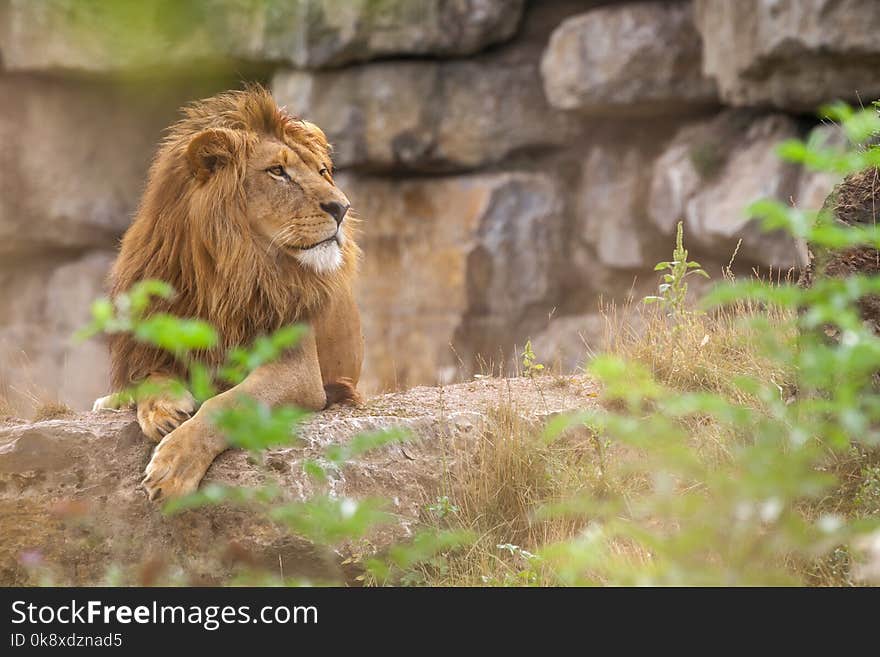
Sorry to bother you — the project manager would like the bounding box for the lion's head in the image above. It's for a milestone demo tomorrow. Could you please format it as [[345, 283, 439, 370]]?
[[109, 85, 360, 389]]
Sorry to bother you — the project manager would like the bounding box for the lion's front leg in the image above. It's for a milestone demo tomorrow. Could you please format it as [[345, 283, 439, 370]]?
[[142, 413, 225, 501], [142, 329, 327, 502]]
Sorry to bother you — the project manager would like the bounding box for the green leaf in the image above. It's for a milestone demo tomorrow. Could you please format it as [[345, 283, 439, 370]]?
[[162, 482, 280, 515], [188, 362, 216, 403], [302, 459, 327, 482], [219, 324, 307, 385], [269, 496, 390, 544], [134, 314, 218, 352], [210, 396, 309, 452], [127, 280, 175, 317]]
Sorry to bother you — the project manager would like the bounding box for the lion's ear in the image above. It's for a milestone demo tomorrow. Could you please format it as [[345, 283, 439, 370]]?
[[186, 128, 240, 181], [299, 120, 328, 144]]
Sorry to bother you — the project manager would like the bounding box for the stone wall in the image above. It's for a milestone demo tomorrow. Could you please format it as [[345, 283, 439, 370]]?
[[0, 0, 875, 412]]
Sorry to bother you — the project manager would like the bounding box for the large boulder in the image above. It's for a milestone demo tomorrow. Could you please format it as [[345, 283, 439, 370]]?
[[574, 142, 657, 271], [0, 376, 595, 585], [541, 1, 717, 116], [529, 312, 606, 373], [648, 111, 803, 267], [0, 0, 524, 72], [273, 42, 579, 172], [341, 171, 565, 391], [694, 0, 880, 111]]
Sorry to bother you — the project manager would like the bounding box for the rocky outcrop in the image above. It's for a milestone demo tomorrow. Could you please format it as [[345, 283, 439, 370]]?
[[801, 166, 880, 300], [0, 0, 525, 72], [273, 54, 578, 172], [0, 376, 596, 585], [574, 142, 655, 270], [272, 2, 580, 172], [694, 0, 880, 111], [648, 111, 803, 267], [541, 1, 717, 116], [530, 313, 607, 373], [796, 124, 849, 213]]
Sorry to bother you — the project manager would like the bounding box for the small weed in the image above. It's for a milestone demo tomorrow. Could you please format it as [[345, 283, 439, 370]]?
[[644, 220, 709, 319], [521, 340, 545, 378]]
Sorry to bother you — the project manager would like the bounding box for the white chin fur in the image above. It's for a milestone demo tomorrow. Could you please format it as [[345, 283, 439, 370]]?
[[295, 240, 343, 273]]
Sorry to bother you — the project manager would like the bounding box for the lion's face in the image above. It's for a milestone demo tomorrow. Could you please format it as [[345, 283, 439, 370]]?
[[244, 136, 351, 274], [185, 121, 351, 275]]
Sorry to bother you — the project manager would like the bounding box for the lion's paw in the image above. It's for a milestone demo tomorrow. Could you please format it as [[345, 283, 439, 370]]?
[[137, 391, 196, 442], [142, 426, 210, 502]]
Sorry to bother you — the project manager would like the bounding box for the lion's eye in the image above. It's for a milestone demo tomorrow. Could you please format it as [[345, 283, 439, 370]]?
[[319, 167, 333, 181], [267, 165, 288, 179]]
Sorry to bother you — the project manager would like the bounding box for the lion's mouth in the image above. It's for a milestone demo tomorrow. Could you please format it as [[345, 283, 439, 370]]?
[[290, 233, 339, 251]]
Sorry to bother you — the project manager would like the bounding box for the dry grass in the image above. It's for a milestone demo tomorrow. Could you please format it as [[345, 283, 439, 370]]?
[[417, 394, 659, 586], [418, 404, 598, 586], [0, 394, 14, 421], [602, 294, 797, 404], [32, 400, 75, 421], [411, 281, 866, 586]]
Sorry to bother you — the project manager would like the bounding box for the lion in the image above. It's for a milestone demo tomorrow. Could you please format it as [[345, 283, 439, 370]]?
[[93, 85, 364, 502]]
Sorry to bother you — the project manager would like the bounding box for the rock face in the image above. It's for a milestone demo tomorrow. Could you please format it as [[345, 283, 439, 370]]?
[[0, 376, 596, 585], [542, 1, 717, 115], [0, 252, 114, 414], [694, 0, 880, 110], [648, 111, 803, 267], [343, 172, 565, 391], [530, 313, 607, 373], [575, 142, 654, 270], [0, 0, 525, 71], [0, 78, 174, 254], [272, 23, 578, 171], [274, 58, 576, 172], [796, 124, 849, 213], [0, 0, 876, 415]]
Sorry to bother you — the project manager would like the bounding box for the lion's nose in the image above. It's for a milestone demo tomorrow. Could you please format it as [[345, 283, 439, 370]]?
[[321, 202, 349, 226]]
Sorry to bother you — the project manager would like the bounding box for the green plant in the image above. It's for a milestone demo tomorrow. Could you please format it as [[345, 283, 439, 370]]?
[[521, 340, 545, 377], [427, 495, 459, 520], [491, 543, 543, 586], [644, 220, 709, 319]]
